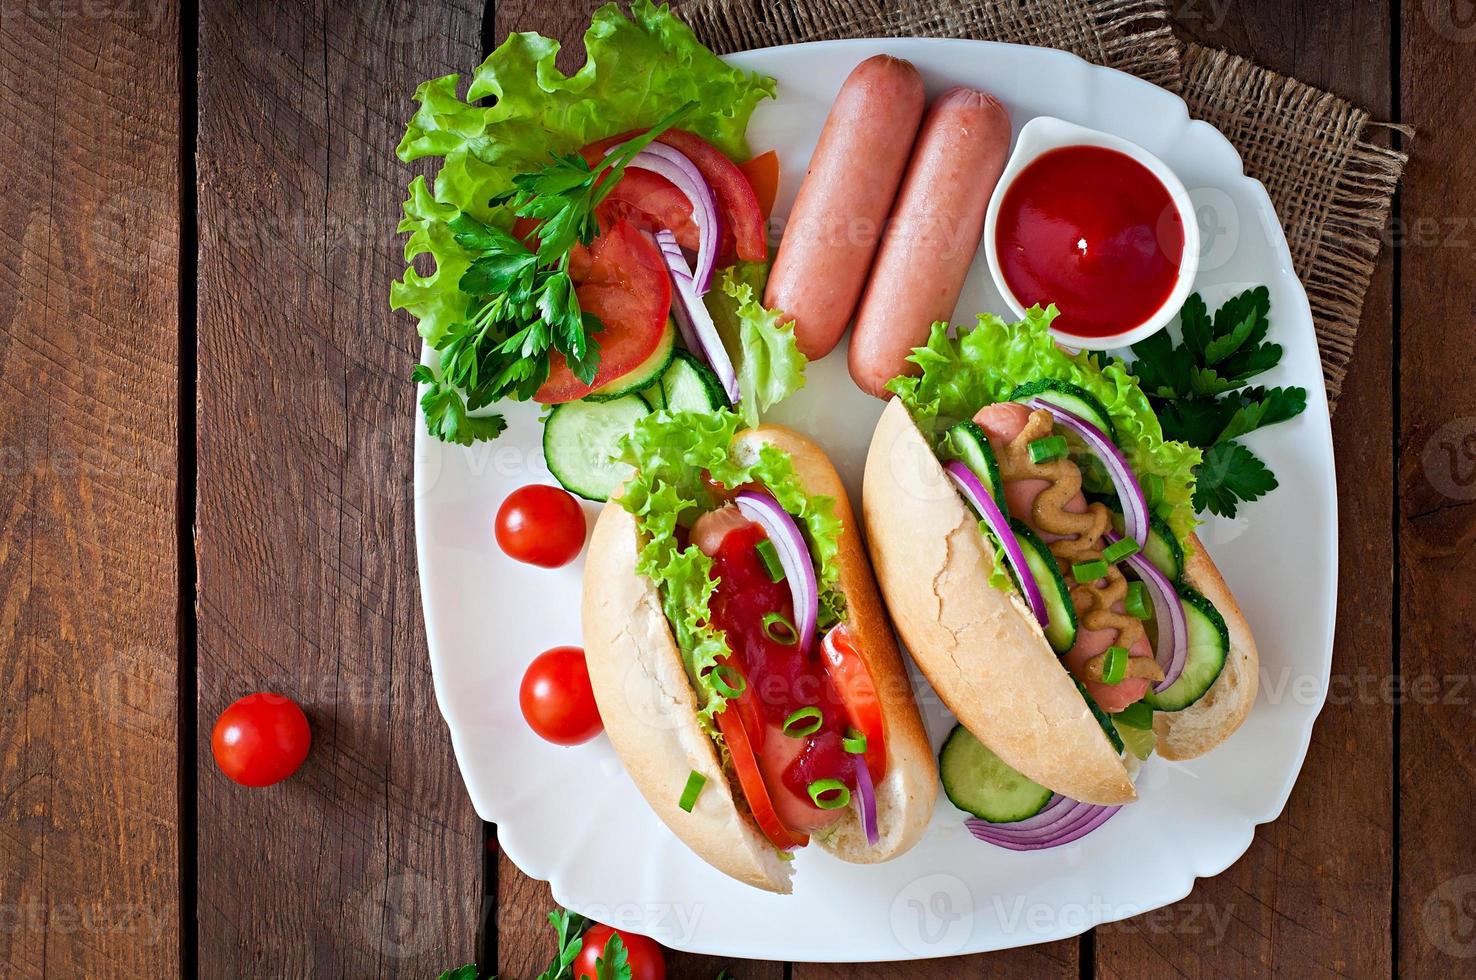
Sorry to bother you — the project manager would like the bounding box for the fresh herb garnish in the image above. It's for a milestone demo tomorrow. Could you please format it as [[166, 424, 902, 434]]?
[[414, 103, 695, 446], [592, 932, 630, 980], [536, 908, 595, 980], [1130, 287, 1307, 517]]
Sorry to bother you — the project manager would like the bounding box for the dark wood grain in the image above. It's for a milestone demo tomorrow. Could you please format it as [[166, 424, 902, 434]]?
[[1095, 3, 1398, 977], [195, 2, 485, 975], [1398, 2, 1476, 976], [0, 4, 182, 978]]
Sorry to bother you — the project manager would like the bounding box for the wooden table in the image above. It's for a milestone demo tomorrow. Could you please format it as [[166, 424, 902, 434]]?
[[0, 0, 1458, 976]]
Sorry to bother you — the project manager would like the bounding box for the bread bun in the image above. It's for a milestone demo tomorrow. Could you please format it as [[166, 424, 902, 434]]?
[[581, 423, 937, 893]]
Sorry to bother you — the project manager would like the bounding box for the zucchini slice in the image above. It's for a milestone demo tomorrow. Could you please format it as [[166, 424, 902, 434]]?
[[939, 421, 1006, 510], [1010, 519, 1078, 654], [1143, 586, 1229, 712], [583, 317, 677, 402], [1009, 379, 1119, 443], [542, 395, 651, 502], [661, 349, 729, 412], [939, 724, 1054, 823]]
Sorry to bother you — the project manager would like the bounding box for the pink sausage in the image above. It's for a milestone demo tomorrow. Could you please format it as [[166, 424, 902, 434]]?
[[764, 55, 926, 359], [849, 87, 1012, 397]]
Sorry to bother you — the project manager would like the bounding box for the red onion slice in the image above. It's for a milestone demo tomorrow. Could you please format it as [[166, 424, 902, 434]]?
[[1024, 397, 1149, 548], [654, 230, 740, 404], [853, 752, 880, 845], [943, 461, 1050, 629], [1106, 530, 1189, 691], [617, 143, 722, 294], [734, 490, 819, 654], [966, 800, 1122, 850]]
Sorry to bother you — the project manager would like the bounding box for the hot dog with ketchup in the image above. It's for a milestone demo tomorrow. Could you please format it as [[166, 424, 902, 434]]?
[[583, 409, 935, 893]]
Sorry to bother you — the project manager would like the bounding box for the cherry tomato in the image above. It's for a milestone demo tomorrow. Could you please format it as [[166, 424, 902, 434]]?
[[820, 627, 888, 783], [714, 706, 808, 850], [211, 692, 312, 787], [520, 646, 603, 745], [535, 220, 672, 404], [575, 924, 667, 980], [496, 484, 586, 568], [738, 150, 780, 221]]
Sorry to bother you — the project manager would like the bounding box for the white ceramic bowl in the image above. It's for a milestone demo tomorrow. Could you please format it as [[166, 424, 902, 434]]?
[[982, 115, 1202, 350]]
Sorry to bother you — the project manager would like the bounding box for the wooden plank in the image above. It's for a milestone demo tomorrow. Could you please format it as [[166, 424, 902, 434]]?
[[1398, 3, 1476, 976], [0, 5, 181, 979], [195, 2, 485, 975], [1096, 2, 1396, 977]]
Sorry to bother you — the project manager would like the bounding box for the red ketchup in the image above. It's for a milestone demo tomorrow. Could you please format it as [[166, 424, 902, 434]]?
[[707, 525, 856, 808], [995, 145, 1184, 338]]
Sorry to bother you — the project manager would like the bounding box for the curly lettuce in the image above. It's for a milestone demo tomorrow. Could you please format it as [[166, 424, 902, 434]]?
[[616, 409, 844, 726], [706, 262, 806, 426], [888, 306, 1204, 544], [392, 0, 776, 345]]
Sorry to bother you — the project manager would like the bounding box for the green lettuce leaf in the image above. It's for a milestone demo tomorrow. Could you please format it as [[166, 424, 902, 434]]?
[[392, 0, 776, 344], [888, 307, 1204, 545], [616, 409, 845, 726], [706, 262, 807, 426], [978, 524, 1014, 593]]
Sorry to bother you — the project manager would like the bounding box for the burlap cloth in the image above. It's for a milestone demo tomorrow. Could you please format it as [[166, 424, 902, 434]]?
[[679, 0, 1407, 413]]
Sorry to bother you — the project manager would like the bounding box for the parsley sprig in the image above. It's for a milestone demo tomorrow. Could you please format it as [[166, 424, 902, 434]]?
[[414, 102, 696, 445], [1130, 287, 1307, 517]]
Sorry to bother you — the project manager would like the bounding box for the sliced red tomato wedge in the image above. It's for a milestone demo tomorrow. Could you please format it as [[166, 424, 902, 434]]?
[[595, 167, 700, 253], [580, 129, 769, 264], [738, 150, 780, 221], [534, 219, 671, 404], [714, 704, 808, 850], [820, 627, 887, 784]]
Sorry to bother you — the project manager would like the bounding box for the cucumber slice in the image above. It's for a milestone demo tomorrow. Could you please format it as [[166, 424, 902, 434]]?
[[1143, 586, 1229, 712], [1009, 519, 1078, 653], [1075, 680, 1126, 754], [939, 421, 1005, 509], [661, 349, 729, 412], [1009, 379, 1118, 443], [1108, 508, 1184, 582], [638, 386, 665, 411], [584, 318, 677, 402], [939, 724, 1053, 823], [542, 395, 651, 502]]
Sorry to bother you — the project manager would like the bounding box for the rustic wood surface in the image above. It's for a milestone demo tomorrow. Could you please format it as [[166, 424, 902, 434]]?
[[0, 0, 1458, 977]]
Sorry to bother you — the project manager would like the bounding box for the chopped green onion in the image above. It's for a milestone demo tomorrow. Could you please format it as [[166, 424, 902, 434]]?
[[842, 729, 868, 754], [709, 663, 747, 698], [782, 707, 823, 738], [678, 770, 707, 812], [1027, 434, 1069, 464], [807, 778, 851, 810], [755, 539, 785, 583], [1124, 581, 1152, 620], [1102, 537, 1140, 564], [1101, 645, 1128, 685], [762, 612, 799, 646], [1113, 700, 1154, 729], [1072, 558, 1109, 583]]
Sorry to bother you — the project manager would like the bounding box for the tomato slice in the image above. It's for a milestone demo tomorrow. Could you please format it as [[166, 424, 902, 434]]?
[[580, 129, 769, 264], [595, 167, 700, 252], [820, 627, 887, 784], [714, 705, 808, 850], [738, 150, 780, 221], [534, 220, 671, 404]]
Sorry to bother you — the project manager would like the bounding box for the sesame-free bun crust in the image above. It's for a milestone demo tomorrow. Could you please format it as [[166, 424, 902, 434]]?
[[862, 400, 1136, 805], [1153, 535, 1259, 759], [581, 424, 936, 893]]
